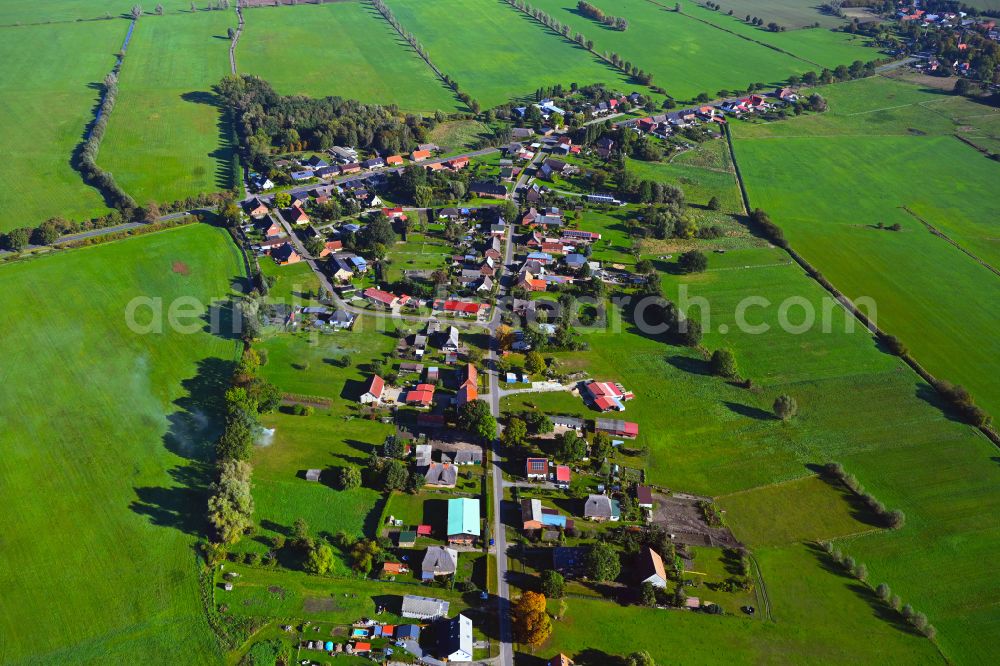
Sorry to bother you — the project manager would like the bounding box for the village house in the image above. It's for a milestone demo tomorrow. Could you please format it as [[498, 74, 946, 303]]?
[[420, 547, 458, 581], [636, 485, 653, 509], [424, 462, 458, 488], [469, 181, 509, 199], [402, 593, 451, 618], [382, 206, 407, 221], [318, 240, 343, 257], [363, 287, 404, 310], [595, 136, 615, 160], [250, 173, 274, 191], [584, 494, 621, 522], [270, 243, 300, 266], [404, 383, 435, 408], [553, 464, 571, 489], [386, 155, 404, 166], [447, 156, 470, 170], [359, 374, 385, 405], [638, 547, 668, 588], [244, 197, 269, 219], [447, 497, 480, 546], [411, 149, 431, 162], [287, 204, 309, 225], [329, 146, 359, 163], [382, 561, 409, 576], [437, 615, 473, 663], [521, 498, 571, 531], [526, 457, 548, 480], [362, 157, 385, 170]]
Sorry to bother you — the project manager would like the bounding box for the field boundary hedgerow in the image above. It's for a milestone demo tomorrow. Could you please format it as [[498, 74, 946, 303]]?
[[75, 17, 138, 211], [367, 0, 474, 111], [502, 0, 655, 88], [724, 123, 1000, 446], [229, 4, 243, 74]]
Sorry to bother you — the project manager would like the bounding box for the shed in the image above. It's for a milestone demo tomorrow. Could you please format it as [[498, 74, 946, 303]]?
[[305, 469, 322, 482]]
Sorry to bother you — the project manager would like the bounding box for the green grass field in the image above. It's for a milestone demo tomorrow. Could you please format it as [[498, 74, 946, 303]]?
[[683, 3, 878, 70], [0, 224, 245, 663], [383, 0, 631, 108], [101, 11, 237, 204], [686, 0, 849, 29], [385, 234, 453, 282], [627, 144, 744, 214], [237, 2, 463, 113], [259, 259, 322, 305], [527, 0, 877, 101], [0, 1, 195, 25], [537, 543, 939, 663], [733, 78, 1000, 420], [429, 119, 494, 152], [0, 20, 124, 231], [718, 475, 876, 547]]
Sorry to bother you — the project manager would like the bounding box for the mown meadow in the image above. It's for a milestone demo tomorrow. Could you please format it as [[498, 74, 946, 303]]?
[[101, 11, 238, 205], [527, 0, 878, 101], [0, 19, 123, 231], [733, 76, 1000, 419], [237, 2, 463, 113], [383, 0, 632, 108], [0, 224, 245, 663]]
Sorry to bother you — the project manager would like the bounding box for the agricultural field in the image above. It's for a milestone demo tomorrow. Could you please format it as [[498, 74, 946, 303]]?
[[0, 224, 244, 663], [382, 0, 632, 108], [527, 0, 876, 101], [0, 19, 124, 231], [718, 475, 878, 547], [684, 3, 879, 69], [237, 2, 463, 113], [101, 11, 237, 205], [685, 0, 850, 29], [733, 77, 1000, 419], [0, 0, 195, 25]]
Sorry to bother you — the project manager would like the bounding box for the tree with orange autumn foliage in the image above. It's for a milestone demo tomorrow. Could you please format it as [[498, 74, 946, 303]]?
[[512, 591, 552, 646]]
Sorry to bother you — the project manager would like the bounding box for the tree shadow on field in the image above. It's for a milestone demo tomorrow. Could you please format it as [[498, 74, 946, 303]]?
[[164, 356, 235, 460], [131, 462, 213, 536], [181, 90, 237, 191], [131, 357, 235, 534], [723, 400, 774, 421], [574, 649, 627, 666], [805, 542, 923, 636], [665, 353, 712, 376]]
